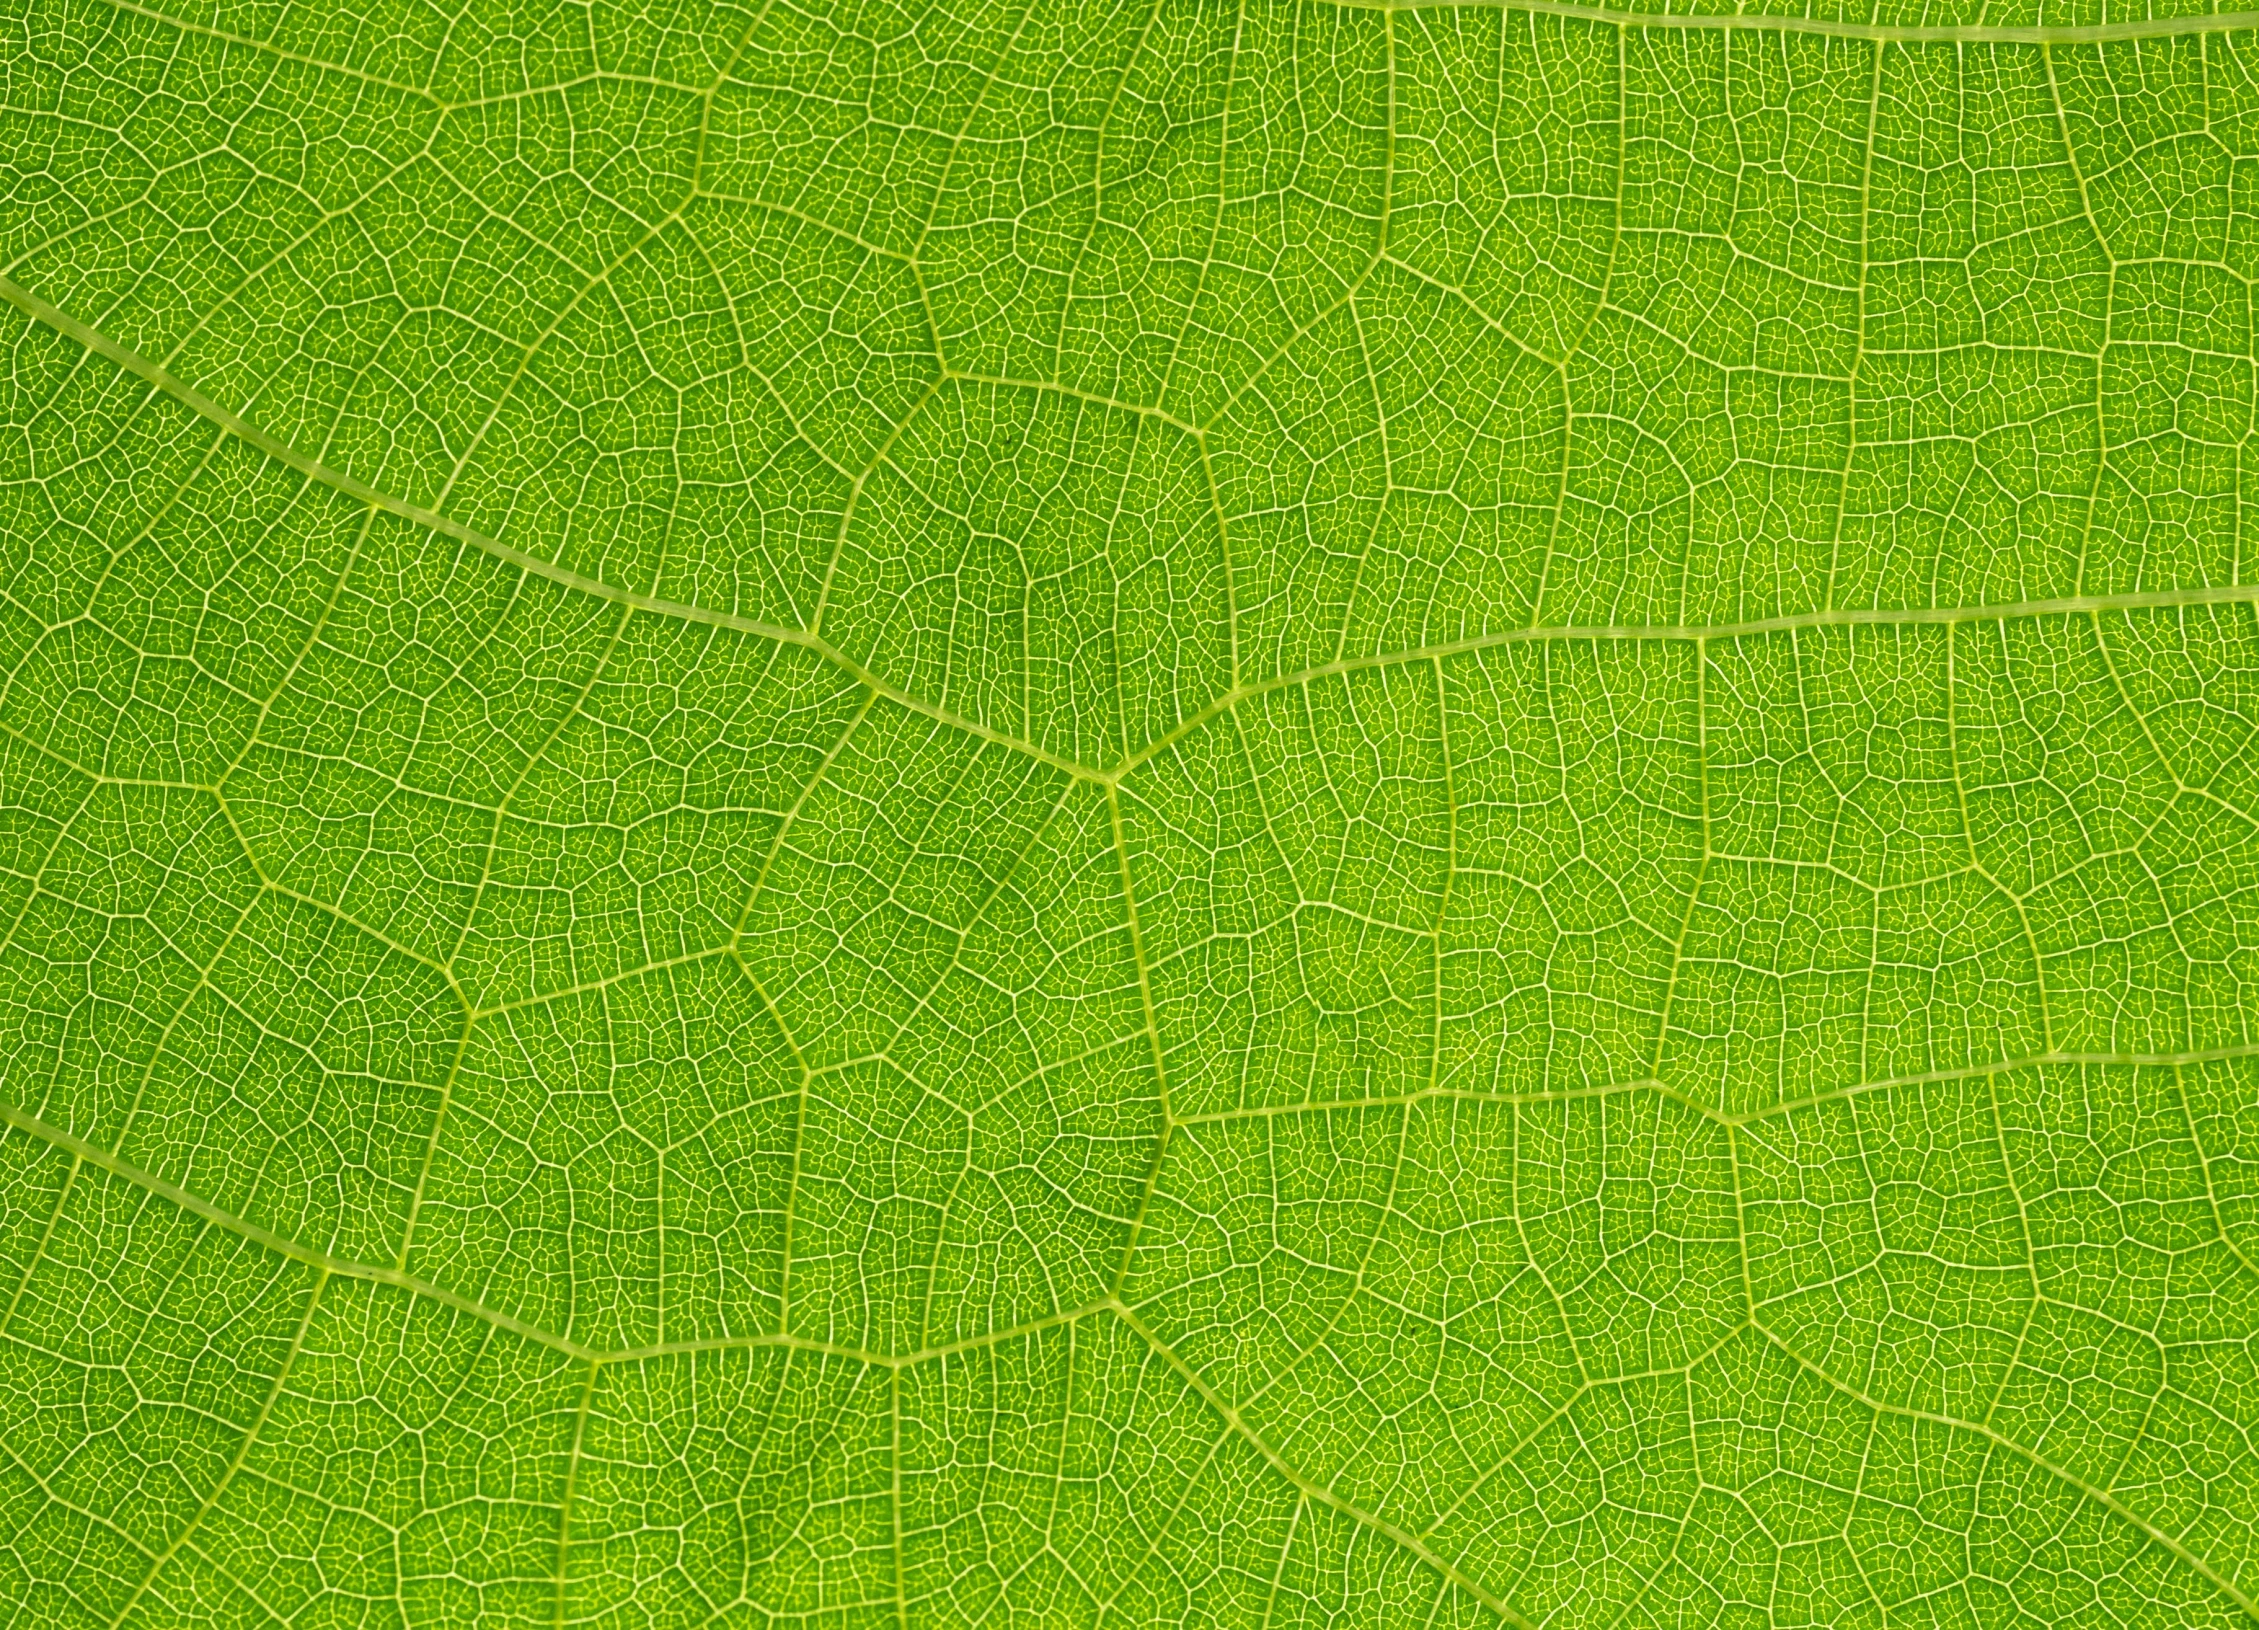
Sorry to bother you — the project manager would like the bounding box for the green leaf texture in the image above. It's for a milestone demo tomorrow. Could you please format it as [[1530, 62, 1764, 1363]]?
[[4, 0, 2259, 1623]]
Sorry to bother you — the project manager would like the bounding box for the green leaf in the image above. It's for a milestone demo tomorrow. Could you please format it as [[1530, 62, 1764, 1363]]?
[[1, 0, 2258, 1624]]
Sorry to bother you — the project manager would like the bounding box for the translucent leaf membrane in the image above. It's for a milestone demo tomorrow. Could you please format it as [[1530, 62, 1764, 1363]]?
[[2, 1, 2259, 1625]]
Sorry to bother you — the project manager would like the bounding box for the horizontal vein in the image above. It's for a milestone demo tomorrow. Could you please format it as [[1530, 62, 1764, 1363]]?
[[1757, 1326, 2259, 1623], [0, 1097, 603, 1359], [89, 0, 2259, 102], [601, 1296, 1119, 1367], [1728, 1037, 2259, 1122], [9, 1083, 2254, 1620], [8, 274, 2257, 793], [90, 0, 443, 100], [1352, 0, 2259, 44], [16, 1043, 2248, 1369], [1118, 588, 2259, 774], [0, 1096, 1120, 1370], [1167, 1038, 2259, 1128], [0, 276, 1090, 784], [88, 0, 712, 106], [12, 1029, 2254, 1373]]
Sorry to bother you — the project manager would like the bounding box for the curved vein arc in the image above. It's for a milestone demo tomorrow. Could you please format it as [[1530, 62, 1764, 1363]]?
[[0, 275, 1091, 784], [1110, 1300, 1540, 1630], [0, 1096, 1127, 1371], [9, 269, 2258, 801], [1755, 1324, 2259, 1622]]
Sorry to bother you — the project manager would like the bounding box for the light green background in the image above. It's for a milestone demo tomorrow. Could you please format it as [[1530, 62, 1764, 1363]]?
[[1, 0, 2258, 1622]]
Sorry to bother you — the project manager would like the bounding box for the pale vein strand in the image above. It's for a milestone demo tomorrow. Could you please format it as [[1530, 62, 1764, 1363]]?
[[4, 3, 2256, 1622], [8, 1069, 2257, 1624], [1359, 0, 2259, 46], [4, 273, 2255, 794], [84, 0, 2259, 81], [4, 59, 2258, 1608], [10, 1030, 2259, 1356]]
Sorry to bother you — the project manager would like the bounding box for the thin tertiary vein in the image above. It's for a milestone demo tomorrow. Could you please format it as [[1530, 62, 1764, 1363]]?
[[8, 1079, 2256, 1621], [1110, 1300, 1540, 1630], [11, 1033, 2254, 1372], [0, 1098, 606, 1358], [6, 273, 2258, 792], [0, 1092, 1115, 1370], [0, 276, 1092, 783], [1755, 1325, 2259, 1622]]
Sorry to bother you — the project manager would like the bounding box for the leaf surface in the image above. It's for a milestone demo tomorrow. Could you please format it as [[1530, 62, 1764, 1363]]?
[[2, 0, 2259, 1624]]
